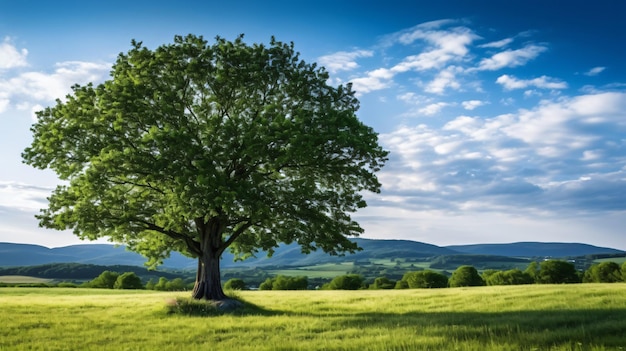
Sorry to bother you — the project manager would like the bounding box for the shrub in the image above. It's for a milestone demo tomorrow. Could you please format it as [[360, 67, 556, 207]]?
[[258, 275, 308, 290], [538, 260, 580, 284], [449, 266, 485, 288], [485, 269, 533, 286], [114, 272, 144, 289], [370, 276, 395, 289], [87, 270, 119, 289], [402, 271, 448, 289], [583, 262, 622, 283], [224, 278, 247, 290], [323, 274, 364, 290]]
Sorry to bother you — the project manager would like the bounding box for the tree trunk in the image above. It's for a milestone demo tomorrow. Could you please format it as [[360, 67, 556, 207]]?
[[192, 248, 226, 300]]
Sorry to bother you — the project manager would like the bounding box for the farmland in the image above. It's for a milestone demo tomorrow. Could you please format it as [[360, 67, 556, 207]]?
[[1, 284, 625, 350]]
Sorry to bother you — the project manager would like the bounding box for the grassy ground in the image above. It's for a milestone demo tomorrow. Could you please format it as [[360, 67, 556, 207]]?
[[0, 284, 625, 350], [0, 275, 53, 284]]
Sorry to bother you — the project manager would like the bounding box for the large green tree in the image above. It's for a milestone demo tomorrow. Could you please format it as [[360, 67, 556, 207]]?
[[22, 35, 388, 301]]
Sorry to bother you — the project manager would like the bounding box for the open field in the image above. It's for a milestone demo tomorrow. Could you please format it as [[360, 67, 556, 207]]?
[[1, 284, 625, 350], [0, 275, 53, 284]]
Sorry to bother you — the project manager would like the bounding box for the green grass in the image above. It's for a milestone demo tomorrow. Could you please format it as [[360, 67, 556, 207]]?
[[0, 275, 53, 284], [1, 284, 625, 350]]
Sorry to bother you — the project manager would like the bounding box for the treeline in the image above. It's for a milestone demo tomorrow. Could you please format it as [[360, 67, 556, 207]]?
[[0, 263, 183, 281], [225, 260, 626, 290], [3, 260, 624, 291]]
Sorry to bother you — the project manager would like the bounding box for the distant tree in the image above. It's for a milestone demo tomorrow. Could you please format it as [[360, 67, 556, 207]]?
[[402, 271, 448, 289], [259, 277, 274, 290], [258, 275, 307, 290], [114, 272, 144, 289], [323, 274, 364, 290], [524, 262, 540, 283], [449, 266, 485, 288], [224, 278, 247, 290], [87, 271, 119, 289], [622, 262, 626, 282], [538, 260, 580, 284], [481, 269, 499, 282], [369, 276, 395, 289], [484, 269, 533, 286], [145, 279, 155, 290], [394, 280, 409, 289], [154, 277, 169, 291], [166, 278, 187, 291], [22, 34, 388, 301], [583, 262, 622, 283]]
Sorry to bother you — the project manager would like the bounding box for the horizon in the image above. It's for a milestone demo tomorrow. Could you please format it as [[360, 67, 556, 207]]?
[[1, 238, 624, 252], [1, 1, 625, 251]]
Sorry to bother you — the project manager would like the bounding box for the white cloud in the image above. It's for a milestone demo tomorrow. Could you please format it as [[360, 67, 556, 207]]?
[[424, 67, 461, 94], [0, 60, 110, 111], [584, 66, 606, 76], [0, 37, 28, 69], [419, 102, 449, 116], [496, 74, 568, 90], [461, 100, 486, 110], [318, 50, 373, 73], [477, 44, 547, 71], [478, 37, 514, 48], [378, 92, 626, 223]]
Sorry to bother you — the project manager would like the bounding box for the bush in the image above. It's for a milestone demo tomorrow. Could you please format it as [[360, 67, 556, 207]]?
[[402, 271, 448, 289], [114, 272, 144, 289], [224, 278, 247, 290], [484, 269, 533, 286], [258, 275, 308, 290], [370, 276, 395, 289], [583, 262, 622, 283], [56, 282, 78, 288], [323, 274, 364, 290], [538, 260, 580, 284], [86, 270, 119, 289], [449, 266, 485, 287]]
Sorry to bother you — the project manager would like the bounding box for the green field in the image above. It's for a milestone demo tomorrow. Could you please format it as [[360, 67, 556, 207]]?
[[0, 275, 53, 284], [1, 284, 625, 350]]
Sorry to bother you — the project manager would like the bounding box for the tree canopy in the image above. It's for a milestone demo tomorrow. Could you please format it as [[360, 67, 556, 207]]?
[[22, 34, 388, 300]]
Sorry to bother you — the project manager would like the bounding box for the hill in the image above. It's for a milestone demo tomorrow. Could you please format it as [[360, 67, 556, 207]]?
[[1, 239, 623, 270], [445, 242, 625, 257]]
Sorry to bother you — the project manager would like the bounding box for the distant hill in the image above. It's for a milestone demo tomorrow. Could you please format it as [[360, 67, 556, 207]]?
[[445, 242, 625, 258], [1, 239, 623, 269]]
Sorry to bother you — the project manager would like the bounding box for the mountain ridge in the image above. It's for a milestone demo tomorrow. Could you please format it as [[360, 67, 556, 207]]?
[[0, 239, 623, 269]]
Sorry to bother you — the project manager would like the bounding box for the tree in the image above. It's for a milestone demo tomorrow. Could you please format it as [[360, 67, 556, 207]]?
[[22, 35, 388, 301], [622, 262, 626, 282], [87, 270, 119, 289], [369, 276, 395, 289], [524, 261, 540, 283], [114, 272, 144, 289], [323, 274, 364, 290], [484, 269, 533, 286], [224, 278, 247, 290], [258, 275, 307, 290], [583, 262, 622, 283], [538, 260, 580, 284], [402, 271, 448, 289], [449, 265, 485, 287]]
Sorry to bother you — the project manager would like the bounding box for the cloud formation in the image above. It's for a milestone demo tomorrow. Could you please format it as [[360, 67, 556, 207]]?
[[496, 74, 568, 90], [378, 92, 626, 218], [0, 37, 28, 69], [0, 50, 110, 116]]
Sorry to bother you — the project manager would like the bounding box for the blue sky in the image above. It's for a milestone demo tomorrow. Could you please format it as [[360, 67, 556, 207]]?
[[1, 1, 625, 250]]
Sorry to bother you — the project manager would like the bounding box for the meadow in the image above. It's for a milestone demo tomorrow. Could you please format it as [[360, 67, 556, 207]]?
[[1, 284, 625, 350]]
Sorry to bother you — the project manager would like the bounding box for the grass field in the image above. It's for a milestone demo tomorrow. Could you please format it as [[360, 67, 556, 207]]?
[[0, 275, 53, 284], [1, 284, 625, 350]]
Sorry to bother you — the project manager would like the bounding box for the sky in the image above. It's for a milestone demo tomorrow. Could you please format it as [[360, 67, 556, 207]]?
[[0, 0, 625, 250]]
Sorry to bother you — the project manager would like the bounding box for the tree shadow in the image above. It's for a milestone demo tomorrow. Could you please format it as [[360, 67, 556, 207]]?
[[240, 305, 626, 348]]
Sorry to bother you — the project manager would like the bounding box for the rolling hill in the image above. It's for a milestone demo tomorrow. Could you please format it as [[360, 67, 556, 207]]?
[[1, 239, 623, 269]]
